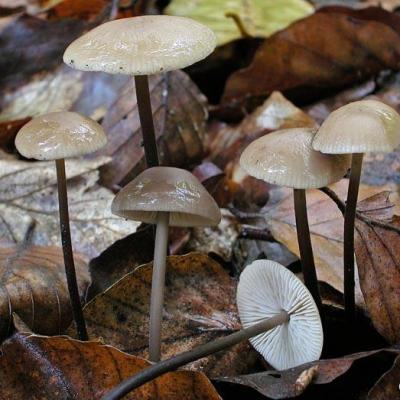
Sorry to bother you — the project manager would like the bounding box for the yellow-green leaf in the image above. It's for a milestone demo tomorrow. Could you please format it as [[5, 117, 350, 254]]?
[[165, 0, 314, 46]]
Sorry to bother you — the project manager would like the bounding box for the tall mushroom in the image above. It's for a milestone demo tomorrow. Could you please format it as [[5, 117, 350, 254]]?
[[111, 166, 221, 361], [14, 111, 107, 341], [312, 99, 400, 319], [101, 260, 323, 400], [63, 15, 216, 167], [240, 127, 350, 311]]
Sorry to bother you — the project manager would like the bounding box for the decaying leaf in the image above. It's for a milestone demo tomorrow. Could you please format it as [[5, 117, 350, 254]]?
[[0, 156, 138, 258], [0, 333, 221, 400], [76, 252, 259, 376], [216, 348, 399, 399], [98, 70, 208, 188], [0, 245, 88, 340], [222, 7, 400, 113], [355, 192, 400, 343], [165, 0, 313, 46], [368, 354, 400, 399]]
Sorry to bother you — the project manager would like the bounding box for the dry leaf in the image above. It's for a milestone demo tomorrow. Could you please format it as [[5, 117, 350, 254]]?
[[368, 354, 400, 399], [355, 192, 400, 343], [221, 7, 400, 113], [98, 70, 208, 188], [0, 333, 221, 400], [0, 245, 88, 340], [76, 252, 258, 377], [0, 156, 138, 258]]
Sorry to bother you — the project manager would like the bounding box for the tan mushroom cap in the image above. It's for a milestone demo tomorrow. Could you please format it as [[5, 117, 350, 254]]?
[[313, 100, 400, 154], [112, 167, 221, 227], [15, 111, 106, 161], [240, 127, 350, 189], [63, 15, 216, 76], [237, 260, 323, 370]]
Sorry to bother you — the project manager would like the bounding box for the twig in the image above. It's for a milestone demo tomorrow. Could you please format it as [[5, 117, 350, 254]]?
[[228, 206, 264, 220], [238, 227, 275, 242]]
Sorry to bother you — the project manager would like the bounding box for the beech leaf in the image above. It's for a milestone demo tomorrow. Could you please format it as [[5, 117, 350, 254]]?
[[0, 333, 221, 400]]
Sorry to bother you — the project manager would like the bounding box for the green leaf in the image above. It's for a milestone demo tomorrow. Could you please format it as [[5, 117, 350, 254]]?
[[165, 0, 314, 46]]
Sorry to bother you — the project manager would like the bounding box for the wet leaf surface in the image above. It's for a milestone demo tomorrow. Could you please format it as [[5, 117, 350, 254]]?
[[77, 252, 259, 377], [0, 245, 88, 340], [0, 333, 221, 400], [0, 156, 138, 259]]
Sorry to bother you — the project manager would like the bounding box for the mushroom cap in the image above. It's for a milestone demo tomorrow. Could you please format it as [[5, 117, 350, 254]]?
[[237, 259, 323, 370], [239, 127, 350, 189], [63, 15, 216, 75], [15, 111, 107, 161], [111, 167, 221, 227], [313, 100, 400, 154]]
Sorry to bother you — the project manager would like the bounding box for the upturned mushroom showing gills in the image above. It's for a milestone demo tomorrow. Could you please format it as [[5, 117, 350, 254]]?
[[14, 111, 107, 341], [312, 100, 400, 320], [240, 127, 351, 312], [101, 260, 323, 400], [111, 166, 221, 362], [63, 15, 216, 168]]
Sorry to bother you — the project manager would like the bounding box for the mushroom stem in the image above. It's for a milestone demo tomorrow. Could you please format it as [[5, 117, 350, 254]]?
[[343, 153, 363, 320], [293, 189, 322, 311], [134, 75, 159, 167], [149, 211, 170, 362], [102, 311, 289, 400], [55, 158, 88, 341]]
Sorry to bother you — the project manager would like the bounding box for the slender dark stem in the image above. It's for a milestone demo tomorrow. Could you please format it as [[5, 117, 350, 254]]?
[[149, 212, 169, 362], [343, 153, 363, 320], [134, 75, 159, 168], [293, 189, 322, 311], [55, 159, 88, 341], [102, 311, 289, 400], [239, 227, 275, 242]]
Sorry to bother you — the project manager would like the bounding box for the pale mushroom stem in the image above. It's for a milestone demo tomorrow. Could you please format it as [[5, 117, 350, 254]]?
[[149, 211, 170, 362], [102, 311, 289, 400], [55, 158, 88, 341], [293, 189, 322, 311], [343, 153, 364, 320], [134, 75, 159, 168]]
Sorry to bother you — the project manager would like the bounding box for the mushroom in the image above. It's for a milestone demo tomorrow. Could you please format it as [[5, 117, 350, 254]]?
[[63, 15, 216, 167], [111, 166, 221, 361], [240, 127, 350, 311], [312, 99, 400, 318], [14, 111, 107, 341], [101, 260, 323, 400]]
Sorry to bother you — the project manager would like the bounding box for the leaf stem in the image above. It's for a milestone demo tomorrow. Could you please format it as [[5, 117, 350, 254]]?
[[55, 158, 88, 341], [102, 311, 289, 400], [225, 12, 252, 38]]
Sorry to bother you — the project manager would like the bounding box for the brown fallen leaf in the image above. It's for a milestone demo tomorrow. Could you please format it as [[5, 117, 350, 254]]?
[[221, 7, 400, 114], [75, 252, 259, 377], [368, 354, 400, 399], [0, 117, 31, 150], [0, 156, 138, 259], [216, 348, 399, 399], [355, 192, 400, 343], [0, 245, 88, 340], [98, 70, 208, 188], [0, 333, 221, 400]]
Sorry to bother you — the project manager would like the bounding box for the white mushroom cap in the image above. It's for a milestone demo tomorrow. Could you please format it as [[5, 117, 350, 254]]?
[[112, 166, 221, 227], [240, 127, 350, 189], [63, 16, 216, 75], [313, 100, 400, 154], [237, 260, 323, 370], [15, 111, 107, 161]]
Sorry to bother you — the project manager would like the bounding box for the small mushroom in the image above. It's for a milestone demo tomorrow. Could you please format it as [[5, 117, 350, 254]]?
[[312, 100, 400, 319], [15, 111, 107, 341], [101, 260, 323, 400], [240, 127, 350, 311], [111, 166, 221, 361], [63, 15, 216, 168]]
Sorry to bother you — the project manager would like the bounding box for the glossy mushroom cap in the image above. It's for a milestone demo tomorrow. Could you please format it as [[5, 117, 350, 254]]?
[[63, 15, 216, 76], [237, 260, 323, 370], [112, 167, 221, 227], [240, 127, 350, 189], [313, 100, 400, 154], [15, 111, 106, 161]]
